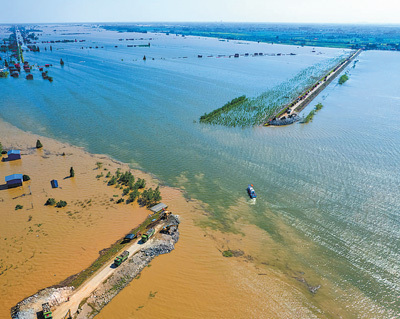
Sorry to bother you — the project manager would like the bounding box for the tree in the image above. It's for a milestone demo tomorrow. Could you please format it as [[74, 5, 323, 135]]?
[[108, 176, 117, 186], [36, 139, 43, 149], [23, 175, 30, 181], [45, 198, 56, 206], [134, 178, 146, 189], [56, 200, 67, 208], [70, 167, 75, 178], [127, 189, 140, 203]]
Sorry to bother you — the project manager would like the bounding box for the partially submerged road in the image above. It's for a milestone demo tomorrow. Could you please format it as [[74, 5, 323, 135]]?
[[267, 49, 362, 126]]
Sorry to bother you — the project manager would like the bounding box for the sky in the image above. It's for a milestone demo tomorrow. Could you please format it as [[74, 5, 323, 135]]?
[[1, 0, 400, 24]]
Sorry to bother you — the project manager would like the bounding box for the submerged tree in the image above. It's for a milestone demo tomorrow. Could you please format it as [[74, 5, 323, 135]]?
[[70, 167, 75, 178]]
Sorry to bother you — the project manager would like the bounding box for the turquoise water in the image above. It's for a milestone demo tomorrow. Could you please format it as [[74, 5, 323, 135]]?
[[1, 25, 399, 316]]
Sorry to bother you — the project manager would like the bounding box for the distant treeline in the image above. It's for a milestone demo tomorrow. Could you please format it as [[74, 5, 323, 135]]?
[[199, 96, 247, 123], [101, 23, 400, 51]]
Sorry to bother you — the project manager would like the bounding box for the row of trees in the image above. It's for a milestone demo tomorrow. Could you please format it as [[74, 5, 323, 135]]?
[[106, 169, 161, 207]]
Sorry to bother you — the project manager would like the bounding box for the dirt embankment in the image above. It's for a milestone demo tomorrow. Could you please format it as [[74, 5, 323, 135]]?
[[11, 215, 180, 319], [77, 223, 179, 319]]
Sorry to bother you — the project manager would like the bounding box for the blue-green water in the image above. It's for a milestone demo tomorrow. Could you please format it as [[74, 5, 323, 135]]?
[[1, 25, 399, 317]]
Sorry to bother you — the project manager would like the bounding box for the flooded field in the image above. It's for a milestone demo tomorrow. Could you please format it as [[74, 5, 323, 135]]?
[[0, 24, 399, 318]]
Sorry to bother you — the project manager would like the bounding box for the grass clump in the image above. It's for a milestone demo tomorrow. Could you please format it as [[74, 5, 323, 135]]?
[[200, 95, 247, 123], [338, 74, 349, 85], [15, 204, 23, 210], [56, 200, 67, 208], [301, 103, 323, 124], [222, 250, 234, 257]]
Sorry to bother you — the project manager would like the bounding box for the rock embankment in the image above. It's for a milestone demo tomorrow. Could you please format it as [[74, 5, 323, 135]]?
[[11, 214, 180, 319], [76, 215, 180, 319], [11, 287, 74, 319]]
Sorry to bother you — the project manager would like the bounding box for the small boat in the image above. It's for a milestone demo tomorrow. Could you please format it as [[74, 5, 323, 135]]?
[[247, 184, 257, 199], [26, 74, 33, 80]]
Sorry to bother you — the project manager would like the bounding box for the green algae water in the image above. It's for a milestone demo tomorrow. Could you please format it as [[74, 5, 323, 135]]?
[[1, 24, 399, 317]]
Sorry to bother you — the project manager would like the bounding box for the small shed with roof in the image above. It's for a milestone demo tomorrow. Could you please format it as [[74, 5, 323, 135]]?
[[5, 174, 23, 188], [7, 150, 21, 161], [149, 202, 168, 214]]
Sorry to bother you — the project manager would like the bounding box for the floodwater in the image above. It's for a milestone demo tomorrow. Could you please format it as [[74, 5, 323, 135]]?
[[1, 24, 399, 318]]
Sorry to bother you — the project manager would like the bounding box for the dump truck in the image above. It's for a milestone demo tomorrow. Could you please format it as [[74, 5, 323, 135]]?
[[42, 302, 53, 319], [141, 228, 155, 243], [114, 250, 129, 267]]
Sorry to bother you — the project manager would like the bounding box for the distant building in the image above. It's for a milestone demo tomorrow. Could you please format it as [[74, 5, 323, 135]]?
[[5, 174, 23, 188], [7, 150, 21, 161]]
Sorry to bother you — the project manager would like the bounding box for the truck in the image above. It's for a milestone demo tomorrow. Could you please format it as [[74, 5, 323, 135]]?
[[141, 228, 155, 243], [42, 302, 53, 319], [114, 250, 129, 267]]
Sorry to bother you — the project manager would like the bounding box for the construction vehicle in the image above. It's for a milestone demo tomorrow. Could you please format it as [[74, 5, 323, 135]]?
[[160, 224, 177, 235], [114, 250, 129, 267], [160, 211, 171, 220], [141, 228, 155, 243], [42, 302, 53, 319]]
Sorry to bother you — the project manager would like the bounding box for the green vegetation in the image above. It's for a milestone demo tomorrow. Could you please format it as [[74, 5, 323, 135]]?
[[15, 204, 23, 210], [302, 110, 315, 124], [338, 74, 349, 85], [96, 162, 103, 169], [108, 176, 117, 185], [105, 169, 160, 206], [36, 139, 43, 149], [45, 198, 56, 206], [127, 189, 140, 203], [139, 186, 161, 207], [197, 56, 345, 127], [301, 103, 323, 124], [22, 175, 30, 181], [200, 96, 247, 123], [149, 291, 158, 299], [62, 211, 163, 289], [56, 200, 67, 208], [222, 250, 234, 257]]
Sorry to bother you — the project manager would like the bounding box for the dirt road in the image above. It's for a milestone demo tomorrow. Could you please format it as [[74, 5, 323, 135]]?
[[52, 225, 162, 319]]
